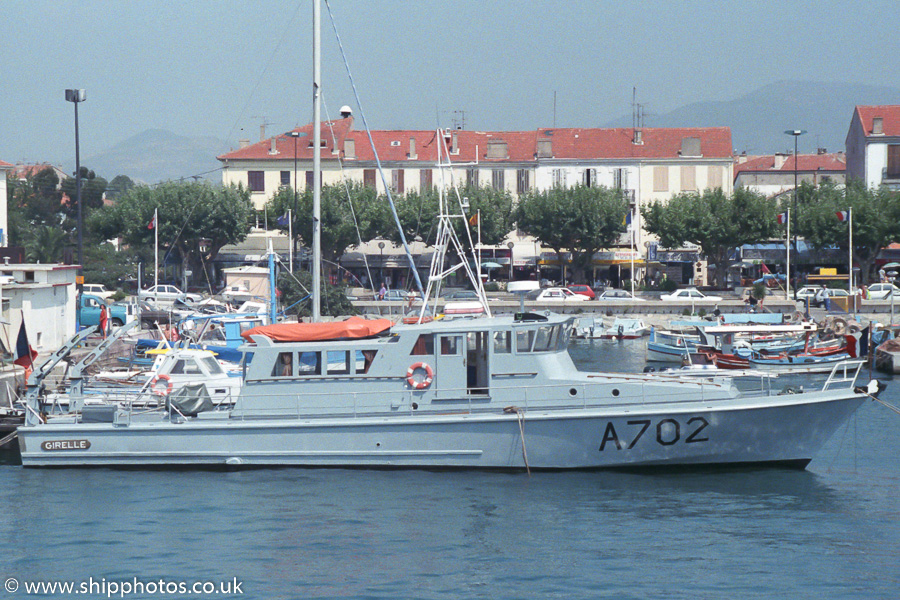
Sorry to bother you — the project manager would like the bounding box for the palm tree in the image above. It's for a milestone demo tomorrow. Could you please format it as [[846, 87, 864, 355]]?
[[24, 226, 68, 263]]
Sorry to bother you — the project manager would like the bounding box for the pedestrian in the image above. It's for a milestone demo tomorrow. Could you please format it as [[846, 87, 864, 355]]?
[[98, 304, 108, 339], [378, 283, 386, 300]]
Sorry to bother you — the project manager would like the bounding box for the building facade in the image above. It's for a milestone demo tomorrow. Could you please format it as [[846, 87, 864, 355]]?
[[733, 150, 846, 197], [845, 105, 900, 190]]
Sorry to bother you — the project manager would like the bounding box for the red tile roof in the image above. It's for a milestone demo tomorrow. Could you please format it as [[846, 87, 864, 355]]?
[[0, 159, 13, 168], [218, 119, 733, 163], [733, 153, 846, 175], [854, 105, 900, 137]]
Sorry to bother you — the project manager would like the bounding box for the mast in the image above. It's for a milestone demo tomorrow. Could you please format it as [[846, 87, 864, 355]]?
[[312, 0, 322, 321]]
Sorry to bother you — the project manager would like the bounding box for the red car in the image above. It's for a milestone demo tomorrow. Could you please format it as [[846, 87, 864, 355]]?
[[567, 284, 596, 300]]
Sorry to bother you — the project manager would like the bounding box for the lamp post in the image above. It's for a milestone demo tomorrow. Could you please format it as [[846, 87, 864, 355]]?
[[66, 89, 86, 330], [507, 241, 515, 282], [784, 129, 806, 299]]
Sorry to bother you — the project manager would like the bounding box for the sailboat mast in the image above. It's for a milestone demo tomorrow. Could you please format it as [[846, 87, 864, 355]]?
[[312, 0, 322, 321]]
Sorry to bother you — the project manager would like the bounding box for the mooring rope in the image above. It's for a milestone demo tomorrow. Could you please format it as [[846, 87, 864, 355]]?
[[504, 406, 531, 475]]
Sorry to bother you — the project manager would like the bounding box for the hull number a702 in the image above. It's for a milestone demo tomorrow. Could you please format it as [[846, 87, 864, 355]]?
[[599, 417, 709, 451]]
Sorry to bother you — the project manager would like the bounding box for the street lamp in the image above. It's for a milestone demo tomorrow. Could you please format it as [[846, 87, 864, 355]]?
[[784, 129, 806, 298], [507, 241, 515, 282], [66, 88, 86, 330]]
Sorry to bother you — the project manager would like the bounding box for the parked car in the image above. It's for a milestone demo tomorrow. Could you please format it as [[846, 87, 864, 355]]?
[[444, 290, 481, 301], [795, 285, 824, 302], [814, 287, 850, 308], [139, 284, 202, 304], [80, 294, 128, 328], [83, 283, 116, 301], [526, 287, 588, 302], [567, 284, 596, 300], [865, 283, 900, 300], [596, 289, 645, 302], [660, 288, 723, 302]]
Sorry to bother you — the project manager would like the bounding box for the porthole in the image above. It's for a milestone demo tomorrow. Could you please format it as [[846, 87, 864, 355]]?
[[612, 388, 620, 397], [569, 388, 578, 396]]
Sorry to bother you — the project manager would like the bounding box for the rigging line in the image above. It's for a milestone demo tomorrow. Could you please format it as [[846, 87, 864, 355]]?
[[221, 1, 304, 151], [321, 94, 377, 295], [149, 167, 227, 188], [324, 0, 423, 295], [159, 191, 207, 273]]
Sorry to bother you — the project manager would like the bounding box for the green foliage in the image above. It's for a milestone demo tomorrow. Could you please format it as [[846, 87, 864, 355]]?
[[517, 185, 628, 281], [82, 242, 145, 290], [267, 182, 380, 262], [659, 278, 679, 292], [60, 166, 108, 215], [751, 282, 768, 299], [278, 269, 357, 318], [794, 180, 900, 284], [106, 175, 136, 200], [24, 225, 67, 263], [7, 167, 64, 242], [483, 281, 501, 292], [94, 181, 253, 285], [642, 187, 777, 287], [698, 308, 707, 317]]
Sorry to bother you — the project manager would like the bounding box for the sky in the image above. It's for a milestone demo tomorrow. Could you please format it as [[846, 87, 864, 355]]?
[[3, 0, 900, 172]]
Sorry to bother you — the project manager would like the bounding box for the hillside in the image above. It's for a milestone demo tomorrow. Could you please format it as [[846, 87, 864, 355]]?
[[84, 129, 230, 184], [602, 80, 900, 154]]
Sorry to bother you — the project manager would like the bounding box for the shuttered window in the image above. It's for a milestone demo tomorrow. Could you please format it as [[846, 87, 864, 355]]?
[[653, 167, 668, 192], [248, 171, 264, 192], [681, 166, 697, 191], [888, 145, 900, 178]]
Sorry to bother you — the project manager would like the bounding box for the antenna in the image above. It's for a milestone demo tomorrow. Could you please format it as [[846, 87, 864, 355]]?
[[442, 109, 467, 130], [553, 91, 557, 127], [250, 116, 275, 141]]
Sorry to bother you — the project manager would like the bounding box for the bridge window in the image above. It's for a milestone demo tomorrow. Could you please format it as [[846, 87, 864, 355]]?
[[326, 351, 350, 375]]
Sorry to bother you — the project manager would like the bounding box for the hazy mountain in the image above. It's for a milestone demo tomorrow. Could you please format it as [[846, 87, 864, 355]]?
[[84, 129, 230, 184], [603, 80, 900, 154]]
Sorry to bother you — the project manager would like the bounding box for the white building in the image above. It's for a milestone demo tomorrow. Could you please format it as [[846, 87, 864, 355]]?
[[845, 105, 900, 190], [734, 151, 846, 197], [1, 264, 78, 356]]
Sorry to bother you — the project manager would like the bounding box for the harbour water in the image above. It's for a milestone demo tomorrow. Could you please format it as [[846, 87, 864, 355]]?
[[0, 339, 897, 599]]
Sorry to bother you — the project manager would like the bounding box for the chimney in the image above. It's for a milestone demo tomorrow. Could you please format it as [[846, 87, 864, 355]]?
[[239, 138, 250, 149], [633, 129, 643, 144], [873, 117, 884, 135], [680, 137, 701, 157], [817, 147, 827, 155], [774, 153, 787, 169], [343, 138, 356, 159], [269, 137, 278, 155], [451, 132, 459, 154], [408, 137, 417, 160]]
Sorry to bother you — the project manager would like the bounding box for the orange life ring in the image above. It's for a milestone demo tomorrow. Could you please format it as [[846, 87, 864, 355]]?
[[151, 373, 174, 397], [406, 362, 434, 389]]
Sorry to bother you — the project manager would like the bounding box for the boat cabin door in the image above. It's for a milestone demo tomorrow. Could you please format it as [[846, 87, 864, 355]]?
[[433, 334, 467, 399]]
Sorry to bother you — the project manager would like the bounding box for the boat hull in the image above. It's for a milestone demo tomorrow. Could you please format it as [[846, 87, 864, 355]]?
[[18, 393, 864, 470]]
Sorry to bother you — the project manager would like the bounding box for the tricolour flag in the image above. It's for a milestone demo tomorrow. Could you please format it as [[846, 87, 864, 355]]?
[[13, 321, 38, 368], [276, 212, 289, 226], [777, 212, 788, 224], [147, 213, 156, 230], [836, 210, 849, 222]]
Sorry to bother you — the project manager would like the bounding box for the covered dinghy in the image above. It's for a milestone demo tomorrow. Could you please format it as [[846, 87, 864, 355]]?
[[166, 383, 215, 417], [240, 316, 394, 343]]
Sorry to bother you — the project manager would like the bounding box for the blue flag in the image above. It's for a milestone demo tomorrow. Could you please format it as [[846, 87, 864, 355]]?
[[276, 212, 289, 226]]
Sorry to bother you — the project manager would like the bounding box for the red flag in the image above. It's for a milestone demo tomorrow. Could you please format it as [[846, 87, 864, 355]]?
[[148, 213, 157, 230], [761, 263, 771, 274], [13, 321, 38, 368], [468, 213, 478, 226]]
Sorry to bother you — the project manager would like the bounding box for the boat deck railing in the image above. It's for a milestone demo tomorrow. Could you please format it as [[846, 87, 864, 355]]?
[[41, 360, 867, 424]]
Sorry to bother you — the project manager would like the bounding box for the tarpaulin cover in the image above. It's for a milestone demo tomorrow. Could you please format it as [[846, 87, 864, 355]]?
[[241, 316, 394, 342]]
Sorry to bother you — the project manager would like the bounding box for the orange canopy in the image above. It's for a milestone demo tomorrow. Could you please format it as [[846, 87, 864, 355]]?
[[240, 316, 394, 343]]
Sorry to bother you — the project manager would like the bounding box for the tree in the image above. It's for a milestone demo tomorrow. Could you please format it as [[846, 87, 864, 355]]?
[[106, 174, 136, 201], [642, 187, 777, 287], [795, 180, 900, 285], [7, 167, 64, 236], [23, 225, 67, 263], [267, 182, 380, 263], [94, 182, 254, 286], [60, 166, 108, 214], [278, 269, 357, 318], [517, 185, 629, 282]]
